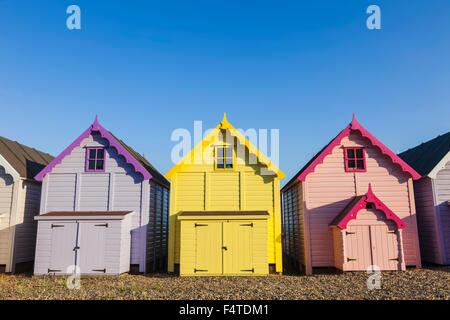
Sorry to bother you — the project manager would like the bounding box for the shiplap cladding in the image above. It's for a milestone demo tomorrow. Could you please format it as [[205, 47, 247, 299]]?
[[146, 181, 169, 270], [305, 133, 420, 267], [413, 177, 442, 264], [40, 132, 169, 272], [434, 161, 450, 263], [0, 168, 14, 266], [13, 181, 41, 264], [282, 182, 304, 272]]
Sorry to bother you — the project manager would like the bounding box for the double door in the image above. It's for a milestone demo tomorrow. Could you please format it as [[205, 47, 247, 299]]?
[[194, 220, 256, 275], [345, 222, 401, 271], [48, 221, 107, 274]]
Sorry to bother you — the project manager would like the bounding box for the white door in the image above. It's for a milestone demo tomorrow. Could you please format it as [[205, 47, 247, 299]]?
[[77, 222, 107, 273], [49, 222, 78, 273]]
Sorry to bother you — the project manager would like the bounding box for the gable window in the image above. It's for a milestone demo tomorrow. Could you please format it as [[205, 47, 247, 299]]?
[[345, 147, 366, 172], [86, 147, 105, 172], [216, 146, 234, 170]]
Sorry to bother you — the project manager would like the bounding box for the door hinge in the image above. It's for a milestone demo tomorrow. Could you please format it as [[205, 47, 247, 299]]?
[[51, 224, 64, 229], [345, 231, 356, 235], [389, 257, 399, 262], [95, 223, 108, 227], [48, 269, 61, 273], [347, 258, 357, 262], [195, 223, 208, 227], [92, 268, 106, 273], [194, 269, 208, 272], [240, 223, 253, 227], [240, 268, 255, 273]]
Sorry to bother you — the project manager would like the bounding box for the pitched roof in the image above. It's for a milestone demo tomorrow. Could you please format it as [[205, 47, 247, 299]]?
[[329, 184, 406, 230], [165, 113, 285, 180], [34, 117, 169, 188], [281, 114, 421, 191], [0, 135, 54, 180], [398, 131, 450, 178]]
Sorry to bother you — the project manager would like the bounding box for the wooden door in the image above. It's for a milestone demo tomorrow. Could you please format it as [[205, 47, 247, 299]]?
[[194, 221, 222, 274], [77, 222, 107, 274], [49, 222, 78, 273], [223, 221, 253, 274], [370, 222, 401, 270], [344, 225, 373, 271]]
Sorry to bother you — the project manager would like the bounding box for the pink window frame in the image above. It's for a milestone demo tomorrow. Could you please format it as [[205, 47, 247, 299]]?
[[85, 147, 106, 172], [344, 147, 366, 172]]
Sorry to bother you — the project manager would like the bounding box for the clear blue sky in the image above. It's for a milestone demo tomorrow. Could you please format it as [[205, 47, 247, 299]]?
[[0, 1, 449, 183]]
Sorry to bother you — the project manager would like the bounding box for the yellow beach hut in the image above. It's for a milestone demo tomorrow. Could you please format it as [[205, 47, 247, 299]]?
[[165, 114, 285, 276]]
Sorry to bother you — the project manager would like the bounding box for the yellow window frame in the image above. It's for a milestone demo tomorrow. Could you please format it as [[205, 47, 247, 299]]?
[[215, 145, 235, 170]]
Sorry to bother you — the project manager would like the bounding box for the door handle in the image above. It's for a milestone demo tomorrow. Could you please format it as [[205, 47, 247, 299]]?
[[222, 246, 228, 251], [74, 246, 80, 251]]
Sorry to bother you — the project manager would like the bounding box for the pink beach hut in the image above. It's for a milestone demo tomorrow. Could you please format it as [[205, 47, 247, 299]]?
[[281, 115, 422, 274]]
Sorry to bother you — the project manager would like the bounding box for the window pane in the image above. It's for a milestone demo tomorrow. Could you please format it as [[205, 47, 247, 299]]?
[[225, 147, 233, 157], [355, 148, 363, 158], [347, 149, 355, 159], [217, 148, 224, 157], [226, 158, 233, 168], [356, 160, 365, 170], [89, 149, 97, 159], [96, 160, 104, 170], [97, 148, 105, 159], [217, 163, 224, 168], [348, 160, 356, 169], [88, 160, 96, 170]]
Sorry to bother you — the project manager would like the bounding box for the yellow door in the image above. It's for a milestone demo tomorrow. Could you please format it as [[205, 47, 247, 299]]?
[[194, 221, 222, 274], [223, 221, 254, 274]]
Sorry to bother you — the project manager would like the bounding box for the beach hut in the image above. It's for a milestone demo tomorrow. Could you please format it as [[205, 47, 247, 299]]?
[[281, 115, 422, 274], [399, 132, 450, 265], [165, 114, 285, 276], [33, 116, 169, 275], [0, 136, 53, 273]]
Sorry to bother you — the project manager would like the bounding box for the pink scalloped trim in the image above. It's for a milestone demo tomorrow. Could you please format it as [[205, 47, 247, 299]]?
[[297, 115, 421, 181], [34, 117, 152, 181], [335, 184, 407, 230]]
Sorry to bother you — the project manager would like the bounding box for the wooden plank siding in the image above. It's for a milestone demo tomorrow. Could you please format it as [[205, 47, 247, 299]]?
[[0, 169, 14, 267], [302, 131, 420, 269], [433, 161, 450, 264], [413, 177, 442, 264], [12, 181, 42, 265], [167, 118, 284, 274], [39, 132, 168, 272]]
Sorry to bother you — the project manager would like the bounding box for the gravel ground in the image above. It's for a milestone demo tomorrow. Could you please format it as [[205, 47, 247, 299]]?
[[0, 266, 448, 300]]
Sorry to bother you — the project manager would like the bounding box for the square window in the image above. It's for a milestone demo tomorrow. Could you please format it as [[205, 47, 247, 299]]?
[[86, 148, 106, 172], [345, 148, 366, 172], [89, 149, 97, 159], [216, 146, 234, 170]]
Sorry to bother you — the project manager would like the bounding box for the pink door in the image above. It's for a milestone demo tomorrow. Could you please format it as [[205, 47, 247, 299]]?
[[344, 222, 401, 271], [345, 225, 372, 271], [370, 222, 401, 270]]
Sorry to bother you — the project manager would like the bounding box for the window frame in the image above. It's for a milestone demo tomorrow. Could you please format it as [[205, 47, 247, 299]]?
[[85, 147, 106, 172], [214, 145, 235, 171], [344, 147, 367, 172]]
